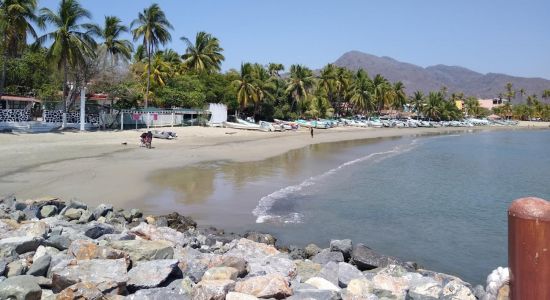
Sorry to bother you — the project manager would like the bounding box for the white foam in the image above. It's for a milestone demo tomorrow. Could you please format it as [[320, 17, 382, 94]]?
[[253, 140, 419, 223]]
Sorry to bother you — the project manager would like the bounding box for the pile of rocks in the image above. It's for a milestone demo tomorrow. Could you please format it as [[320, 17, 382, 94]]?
[[0, 196, 488, 299]]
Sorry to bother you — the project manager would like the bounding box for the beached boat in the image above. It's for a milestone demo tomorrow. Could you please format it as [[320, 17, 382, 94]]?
[[259, 121, 285, 132], [223, 120, 261, 130]]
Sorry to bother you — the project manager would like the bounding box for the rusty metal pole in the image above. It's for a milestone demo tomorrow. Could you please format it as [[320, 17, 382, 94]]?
[[508, 197, 550, 300]]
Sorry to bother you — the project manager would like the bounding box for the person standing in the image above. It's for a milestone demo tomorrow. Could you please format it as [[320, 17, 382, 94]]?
[[310, 126, 314, 138]]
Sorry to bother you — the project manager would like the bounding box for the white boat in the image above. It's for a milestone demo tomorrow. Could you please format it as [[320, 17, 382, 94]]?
[[223, 121, 261, 130], [259, 121, 285, 132]]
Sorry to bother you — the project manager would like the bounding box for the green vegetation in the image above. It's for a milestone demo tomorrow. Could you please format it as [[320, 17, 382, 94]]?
[[1, 0, 550, 121]]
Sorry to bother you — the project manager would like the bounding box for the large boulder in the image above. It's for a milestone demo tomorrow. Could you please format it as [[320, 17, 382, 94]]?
[[202, 267, 239, 281], [7, 260, 27, 277], [0, 275, 42, 300], [330, 239, 353, 260], [127, 259, 179, 290], [43, 235, 71, 251], [244, 231, 277, 246], [235, 274, 292, 299], [304, 244, 321, 258], [26, 254, 51, 277], [192, 279, 236, 300], [346, 278, 374, 297], [312, 249, 345, 265], [109, 239, 174, 261], [63, 208, 84, 221], [162, 212, 197, 232], [39, 205, 58, 218], [288, 289, 340, 300], [92, 204, 113, 220], [84, 223, 115, 239], [442, 279, 475, 300], [351, 244, 402, 271], [0, 236, 42, 254], [407, 277, 443, 299], [56, 282, 104, 300], [318, 261, 339, 286], [226, 292, 260, 300], [337, 262, 364, 288], [129, 222, 187, 246], [304, 277, 341, 292], [68, 240, 128, 263], [126, 287, 190, 300], [295, 260, 321, 282], [51, 258, 128, 293]]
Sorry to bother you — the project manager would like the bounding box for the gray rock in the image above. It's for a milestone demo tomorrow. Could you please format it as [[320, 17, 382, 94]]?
[[287, 289, 340, 300], [318, 261, 339, 286], [78, 210, 95, 223], [178, 257, 209, 283], [442, 279, 475, 300], [7, 260, 27, 277], [127, 287, 190, 300], [330, 239, 353, 260], [289, 245, 306, 260], [56, 282, 104, 300], [92, 203, 113, 220], [0, 275, 42, 300], [10, 211, 26, 222], [304, 243, 322, 258], [337, 262, 364, 288], [351, 244, 402, 271], [128, 259, 179, 290], [407, 277, 443, 300], [130, 208, 143, 219], [63, 208, 84, 220], [193, 279, 236, 300], [44, 235, 71, 250], [0, 260, 7, 276], [39, 205, 57, 218], [216, 256, 247, 278], [84, 223, 115, 239], [295, 260, 322, 282], [65, 199, 88, 210], [109, 239, 174, 261], [51, 258, 128, 293], [312, 249, 345, 265], [0, 236, 42, 254], [162, 212, 197, 232], [26, 254, 51, 277], [244, 231, 276, 245]]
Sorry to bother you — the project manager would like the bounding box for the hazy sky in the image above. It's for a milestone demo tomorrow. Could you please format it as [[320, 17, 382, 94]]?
[[39, 0, 550, 79]]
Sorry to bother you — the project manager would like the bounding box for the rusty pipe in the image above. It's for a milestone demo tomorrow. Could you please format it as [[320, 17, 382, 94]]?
[[508, 197, 550, 300]]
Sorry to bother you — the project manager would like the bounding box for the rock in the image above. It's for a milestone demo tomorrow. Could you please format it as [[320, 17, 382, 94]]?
[[371, 266, 411, 298], [288, 289, 341, 300], [330, 239, 353, 260], [312, 249, 345, 265], [338, 262, 364, 288], [407, 277, 442, 299], [244, 231, 277, 245], [288, 245, 306, 260], [64, 208, 84, 220], [78, 210, 95, 223], [39, 205, 57, 218], [295, 260, 322, 282], [0, 236, 42, 254], [226, 292, 260, 300], [0, 275, 42, 300], [34, 276, 52, 288], [346, 278, 374, 296], [56, 282, 104, 300], [84, 223, 115, 239], [162, 212, 197, 232], [318, 261, 339, 286], [129, 222, 187, 246], [0, 260, 7, 276], [442, 279, 475, 300], [202, 267, 239, 281], [43, 235, 71, 250], [178, 256, 209, 283], [92, 204, 113, 220], [130, 208, 143, 219], [109, 239, 174, 261], [305, 277, 341, 292], [351, 244, 402, 271], [26, 222, 49, 238], [26, 254, 51, 276], [51, 258, 128, 293], [235, 274, 292, 299], [11, 210, 26, 222], [192, 279, 236, 300], [68, 240, 129, 264], [127, 259, 179, 290], [126, 286, 190, 299], [497, 283, 509, 300], [7, 260, 27, 277], [216, 256, 248, 278]]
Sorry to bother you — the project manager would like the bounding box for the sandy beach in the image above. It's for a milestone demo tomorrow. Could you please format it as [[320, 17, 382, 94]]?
[[0, 122, 548, 211]]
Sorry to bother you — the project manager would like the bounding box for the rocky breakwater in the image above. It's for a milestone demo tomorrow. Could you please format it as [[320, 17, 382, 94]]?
[[0, 195, 493, 300]]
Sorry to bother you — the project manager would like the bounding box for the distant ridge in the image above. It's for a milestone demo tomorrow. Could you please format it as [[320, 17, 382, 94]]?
[[333, 51, 550, 101]]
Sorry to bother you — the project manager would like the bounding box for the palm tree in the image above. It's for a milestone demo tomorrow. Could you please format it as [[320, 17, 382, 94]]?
[[267, 63, 284, 78], [505, 82, 515, 104], [131, 3, 173, 108], [423, 91, 443, 121], [0, 0, 39, 96], [391, 81, 406, 115], [250, 63, 275, 120], [542, 90, 550, 103], [233, 63, 258, 112], [335, 67, 352, 116], [96, 16, 133, 68], [371, 74, 391, 114], [37, 0, 97, 115], [318, 64, 337, 110], [286, 64, 315, 115], [350, 69, 373, 114], [409, 91, 424, 120], [181, 31, 224, 74], [464, 97, 481, 117]]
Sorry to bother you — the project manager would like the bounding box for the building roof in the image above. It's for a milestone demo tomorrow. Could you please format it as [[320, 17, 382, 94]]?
[[0, 95, 41, 102]]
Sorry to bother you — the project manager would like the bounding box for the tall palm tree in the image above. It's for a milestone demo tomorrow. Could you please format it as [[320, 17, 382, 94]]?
[[335, 67, 352, 116], [131, 3, 172, 108], [181, 31, 224, 74], [391, 81, 406, 115], [318, 64, 338, 109], [542, 90, 550, 103], [286, 64, 314, 115], [0, 0, 39, 96], [250, 63, 275, 120], [409, 91, 424, 120], [423, 91, 443, 121], [505, 82, 515, 104], [37, 0, 97, 114], [464, 97, 481, 117], [350, 69, 373, 114], [372, 74, 392, 114], [267, 63, 284, 78], [233, 63, 258, 112], [96, 15, 133, 68]]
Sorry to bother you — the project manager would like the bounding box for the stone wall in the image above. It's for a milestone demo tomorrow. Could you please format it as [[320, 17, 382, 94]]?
[[0, 109, 31, 122], [43, 110, 99, 124]]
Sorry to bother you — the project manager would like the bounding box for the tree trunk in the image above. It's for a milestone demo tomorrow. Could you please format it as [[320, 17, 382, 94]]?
[[145, 42, 151, 109], [0, 32, 7, 98]]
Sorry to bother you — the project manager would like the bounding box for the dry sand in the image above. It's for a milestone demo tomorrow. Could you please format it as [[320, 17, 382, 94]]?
[[0, 123, 548, 209]]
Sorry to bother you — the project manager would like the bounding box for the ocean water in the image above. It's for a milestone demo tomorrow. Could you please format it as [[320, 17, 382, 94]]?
[[148, 129, 550, 285]]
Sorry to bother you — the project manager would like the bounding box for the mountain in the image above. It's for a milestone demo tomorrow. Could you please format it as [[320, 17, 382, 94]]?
[[333, 51, 550, 101]]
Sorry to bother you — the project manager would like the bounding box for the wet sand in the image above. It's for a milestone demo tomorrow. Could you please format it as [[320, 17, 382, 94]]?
[[0, 123, 547, 216]]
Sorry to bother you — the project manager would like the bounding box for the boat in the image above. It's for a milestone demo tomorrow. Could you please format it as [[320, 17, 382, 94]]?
[[259, 121, 285, 132]]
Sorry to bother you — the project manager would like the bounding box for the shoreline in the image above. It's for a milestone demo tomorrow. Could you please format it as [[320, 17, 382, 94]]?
[[1, 124, 547, 211]]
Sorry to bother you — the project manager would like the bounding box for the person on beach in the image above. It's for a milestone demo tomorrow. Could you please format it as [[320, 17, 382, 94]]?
[[310, 126, 314, 138]]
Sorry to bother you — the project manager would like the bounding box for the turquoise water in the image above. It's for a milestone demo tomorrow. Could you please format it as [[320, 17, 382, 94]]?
[[254, 129, 550, 285]]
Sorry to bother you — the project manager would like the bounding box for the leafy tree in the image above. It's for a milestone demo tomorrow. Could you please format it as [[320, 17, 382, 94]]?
[[505, 82, 515, 103], [131, 3, 173, 108], [286, 64, 314, 116], [423, 91, 443, 120], [181, 31, 224, 74], [391, 81, 406, 114], [371, 74, 392, 114], [0, 0, 39, 96], [95, 16, 133, 68], [37, 0, 98, 113], [233, 63, 257, 112], [409, 91, 424, 119], [349, 69, 373, 114], [464, 97, 481, 117]]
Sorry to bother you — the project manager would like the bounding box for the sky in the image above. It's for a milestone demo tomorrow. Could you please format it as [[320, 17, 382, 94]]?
[[39, 0, 550, 79]]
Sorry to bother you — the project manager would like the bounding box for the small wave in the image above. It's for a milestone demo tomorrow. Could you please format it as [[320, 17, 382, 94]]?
[[253, 140, 419, 224]]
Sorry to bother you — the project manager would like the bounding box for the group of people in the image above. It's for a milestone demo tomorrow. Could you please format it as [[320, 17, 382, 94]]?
[[140, 131, 153, 149]]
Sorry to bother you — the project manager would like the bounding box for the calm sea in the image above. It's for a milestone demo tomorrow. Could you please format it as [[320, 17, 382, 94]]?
[[147, 129, 550, 285]]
